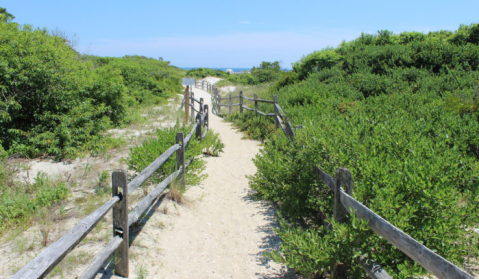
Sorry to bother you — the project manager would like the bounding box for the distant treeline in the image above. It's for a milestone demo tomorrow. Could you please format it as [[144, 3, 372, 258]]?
[[228, 24, 479, 278], [0, 13, 183, 159]]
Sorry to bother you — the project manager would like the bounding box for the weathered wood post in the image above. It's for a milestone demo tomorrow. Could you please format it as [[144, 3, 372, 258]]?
[[273, 95, 280, 129], [254, 94, 258, 116], [176, 133, 185, 184], [185, 86, 189, 125], [112, 170, 129, 278], [196, 112, 202, 140], [229, 94, 232, 115], [331, 167, 353, 279], [202, 80, 205, 90], [239, 91, 243, 114], [217, 93, 221, 114], [204, 104, 209, 131], [200, 97, 204, 114], [190, 92, 195, 123]]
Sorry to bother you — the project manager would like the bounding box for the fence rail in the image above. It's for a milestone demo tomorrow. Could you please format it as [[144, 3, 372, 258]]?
[[192, 79, 474, 279], [12, 96, 210, 279]]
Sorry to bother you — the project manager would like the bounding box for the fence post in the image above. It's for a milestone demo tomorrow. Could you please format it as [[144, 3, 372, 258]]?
[[196, 112, 202, 140], [331, 167, 353, 279], [176, 133, 185, 184], [204, 104, 209, 131], [217, 93, 221, 114], [202, 80, 205, 90], [254, 94, 258, 116], [229, 94, 232, 115], [273, 95, 279, 129], [190, 92, 195, 123], [185, 86, 189, 125], [112, 170, 129, 278], [200, 97, 204, 114], [239, 91, 243, 114]]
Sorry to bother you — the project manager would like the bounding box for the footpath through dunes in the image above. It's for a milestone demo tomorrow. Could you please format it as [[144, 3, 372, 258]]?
[[107, 86, 296, 278]]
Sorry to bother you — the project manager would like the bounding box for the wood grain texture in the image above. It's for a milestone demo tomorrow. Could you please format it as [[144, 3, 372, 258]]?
[[78, 236, 123, 279], [339, 190, 473, 279], [128, 144, 180, 194], [12, 196, 119, 279], [112, 170, 129, 277], [315, 167, 473, 279]]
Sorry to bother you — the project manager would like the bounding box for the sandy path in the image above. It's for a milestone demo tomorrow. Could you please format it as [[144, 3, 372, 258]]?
[[115, 87, 294, 278]]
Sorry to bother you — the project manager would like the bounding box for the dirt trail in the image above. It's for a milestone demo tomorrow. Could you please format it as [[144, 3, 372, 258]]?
[[111, 86, 294, 278]]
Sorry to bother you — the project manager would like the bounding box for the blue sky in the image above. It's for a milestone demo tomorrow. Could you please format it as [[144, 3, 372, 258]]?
[[2, 0, 478, 68]]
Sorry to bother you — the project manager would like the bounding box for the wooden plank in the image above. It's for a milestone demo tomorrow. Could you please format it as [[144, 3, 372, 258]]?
[[78, 236, 123, 279], [332, 168, 353, 278], [230, 103, 240, 107], [176, 133, 185, 184], [314, 167, 335, 191], [190, 92, 195, 123], [243, 105, 254, 111], [128, 144, 180, 194], [285, 120, 295, 138], [112, 170, 129, 277], [243, 96, 255, 101], [256, 99, 276, 104], [239, 91, 243, 113], [184, 123, 198, 147], [339, 190, 473, 279], [254, 94, 258, 116], [273, 95, 280, 129], [274, 103, 285, 118], [128, 158, 193, 227], [12, 196, 119, 279], [204, 104, 209, 131], [188, 104, 200, 113], [196, 112, 202, 140], [334, 168, 352, 223], [356, 254, 393, 279], [229, 95, 232, 115], [185, 86, 189, 125]]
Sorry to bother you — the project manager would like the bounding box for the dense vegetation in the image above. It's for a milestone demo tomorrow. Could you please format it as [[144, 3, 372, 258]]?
[[127, 124, 224, 185], [186, 61, 284, 85], [229, 25, 479, 278], [0, 19, 182, 159], [0, 7, 185, 235]]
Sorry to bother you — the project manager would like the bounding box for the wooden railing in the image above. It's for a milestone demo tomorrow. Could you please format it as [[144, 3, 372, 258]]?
[[11, 100, 210, 279], [193, 79, 474, 279]]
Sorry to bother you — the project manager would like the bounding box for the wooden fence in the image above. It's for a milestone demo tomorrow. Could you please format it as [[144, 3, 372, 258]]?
[[194, 80, 475, 279], [11, 100, 210, 279]]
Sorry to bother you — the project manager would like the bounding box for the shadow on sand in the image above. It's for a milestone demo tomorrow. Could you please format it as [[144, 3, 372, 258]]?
[[243, 191, 299, 279], [94, 194, 166, 279]]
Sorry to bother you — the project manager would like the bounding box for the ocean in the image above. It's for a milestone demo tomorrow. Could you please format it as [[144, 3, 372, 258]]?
[[180, 67, 252, 73]]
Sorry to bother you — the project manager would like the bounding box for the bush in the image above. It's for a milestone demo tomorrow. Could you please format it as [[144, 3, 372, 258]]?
[[127, 124, 224, 185], [229, 24, 479, 278]]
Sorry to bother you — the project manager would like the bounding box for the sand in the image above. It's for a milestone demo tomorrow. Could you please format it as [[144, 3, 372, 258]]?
[[1, 86, 295, 278], [102, 86, 294, 278]]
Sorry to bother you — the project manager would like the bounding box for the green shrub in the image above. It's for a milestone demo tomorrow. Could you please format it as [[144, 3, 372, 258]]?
[[0, 172, 68, 234], [229, 24, 479, 278], [127, 125, 224, 186]]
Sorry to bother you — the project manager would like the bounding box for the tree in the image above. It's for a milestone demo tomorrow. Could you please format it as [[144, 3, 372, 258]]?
[[0, 7, 14, 22]]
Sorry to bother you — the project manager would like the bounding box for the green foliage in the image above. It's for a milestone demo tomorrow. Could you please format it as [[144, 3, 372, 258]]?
[[0, 172, 68, 234], [127, 125, 224, 186], [293, 48, 343, 80], [230, 24, 479, 278], [0, 7, 14, 22], [186, 68, 228, 79], [0, 21, 182, 158]]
